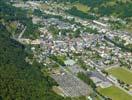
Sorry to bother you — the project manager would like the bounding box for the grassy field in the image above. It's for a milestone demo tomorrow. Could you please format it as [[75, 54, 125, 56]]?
[[107, 67, 132, 85], [98, 86, 132, 100], [73, 3, 90, 13], [40, 3, 50, 10], [125, 23, 132, 33]]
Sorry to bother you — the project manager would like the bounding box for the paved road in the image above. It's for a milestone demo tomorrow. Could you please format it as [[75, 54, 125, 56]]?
[[18, 26, 27, 39]]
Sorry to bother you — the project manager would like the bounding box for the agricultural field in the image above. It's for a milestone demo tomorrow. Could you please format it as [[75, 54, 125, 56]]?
[[73, 3, 90, 13], [98, 86, 132, 100], [40, 3, 50, 10], [107, 67, 132, 85]]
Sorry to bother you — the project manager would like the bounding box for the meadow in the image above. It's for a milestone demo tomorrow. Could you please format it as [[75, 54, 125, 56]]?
[[98, 86, 132, 100], [108, 67, 132, 85]]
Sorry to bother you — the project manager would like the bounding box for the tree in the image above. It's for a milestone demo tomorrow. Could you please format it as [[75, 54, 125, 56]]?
[[77, 72, 96, 89], [101, 70, 108, 76]]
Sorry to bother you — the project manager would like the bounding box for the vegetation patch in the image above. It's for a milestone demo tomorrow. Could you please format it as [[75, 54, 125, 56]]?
[[66, 7, 98, 20], [107, 67, 132, 85], [98, 86, 132, 100], [73, 3, 89, 13]]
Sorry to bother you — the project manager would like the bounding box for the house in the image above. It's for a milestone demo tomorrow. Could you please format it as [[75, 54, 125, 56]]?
[[64, 59, 76, 66]]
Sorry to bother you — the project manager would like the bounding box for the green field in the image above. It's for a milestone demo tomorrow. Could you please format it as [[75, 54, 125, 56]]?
[[98, 86, 132, 100], [73, 3, 90, 13], [107, 67, 132, 85]]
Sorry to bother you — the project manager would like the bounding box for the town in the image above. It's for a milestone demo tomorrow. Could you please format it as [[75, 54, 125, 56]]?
[[2, 0, 132, 100]]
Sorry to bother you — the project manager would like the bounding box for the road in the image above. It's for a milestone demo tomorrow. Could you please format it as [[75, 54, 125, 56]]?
[[18, 26, 27, 40]]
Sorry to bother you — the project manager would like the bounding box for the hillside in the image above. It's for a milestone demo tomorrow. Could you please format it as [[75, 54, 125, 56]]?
[[55, 0, 132, 19]]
